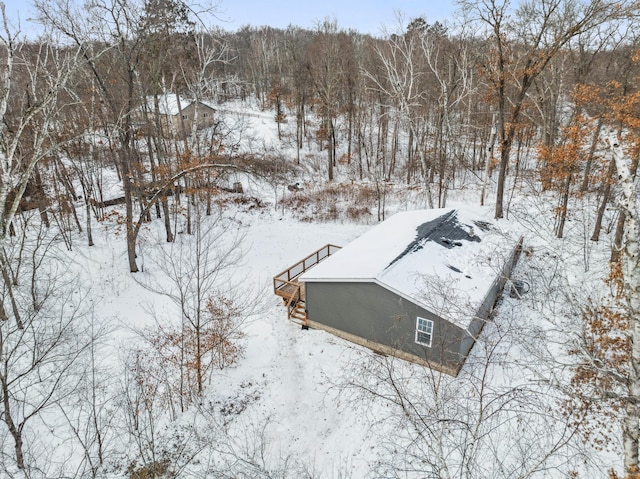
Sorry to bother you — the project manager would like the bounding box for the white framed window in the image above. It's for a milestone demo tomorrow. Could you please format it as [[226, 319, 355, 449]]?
[[415, 317, 433, 347]]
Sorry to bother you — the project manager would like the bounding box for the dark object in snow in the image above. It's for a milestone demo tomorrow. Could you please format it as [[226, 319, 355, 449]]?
[[287, 182, 302, 192], [441, 238, 463, 247], [90, 196, 126, 208], [473, 220, 493, 232], [509, 280, 530, 298]]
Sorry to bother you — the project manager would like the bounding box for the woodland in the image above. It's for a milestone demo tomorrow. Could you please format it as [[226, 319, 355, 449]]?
[[2, 0, 640, 477]]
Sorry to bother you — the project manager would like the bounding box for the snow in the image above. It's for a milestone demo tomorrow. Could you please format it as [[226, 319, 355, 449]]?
[[300, 207, 519, 328], [215, 99, 285, 154], [151, 93, 190, 115], [136, 209, 378, 475], [4, 97, 625, 478]]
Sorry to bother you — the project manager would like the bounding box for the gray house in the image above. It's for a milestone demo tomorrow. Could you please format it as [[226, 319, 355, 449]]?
[[136, 93, 216, 138], [273, 208, 522, 376]]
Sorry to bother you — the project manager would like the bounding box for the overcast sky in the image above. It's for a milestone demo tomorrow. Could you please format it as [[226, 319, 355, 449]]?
[[217, 0, 459, 35], [2, 0, 460, 37]]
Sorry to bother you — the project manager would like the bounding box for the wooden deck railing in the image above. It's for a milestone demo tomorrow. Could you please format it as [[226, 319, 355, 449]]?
[[273, 244, 341, 299]]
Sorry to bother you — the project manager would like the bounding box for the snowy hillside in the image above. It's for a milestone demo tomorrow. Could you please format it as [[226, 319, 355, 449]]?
[[0, 99, 623, 479]]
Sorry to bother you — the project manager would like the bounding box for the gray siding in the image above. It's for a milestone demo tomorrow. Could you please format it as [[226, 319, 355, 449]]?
[[305, 237, 524, 372], [305, 281, 467, 370]]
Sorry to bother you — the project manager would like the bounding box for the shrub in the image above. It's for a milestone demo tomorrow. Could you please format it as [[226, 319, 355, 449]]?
[[128, 459, 171, 479], [132, 294, 245, 412]]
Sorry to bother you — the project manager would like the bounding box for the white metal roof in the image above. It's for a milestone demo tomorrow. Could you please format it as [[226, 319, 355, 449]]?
[[300, 208, 516, 328], [153, 93, 190, 116], [147, 94, 215, 116]]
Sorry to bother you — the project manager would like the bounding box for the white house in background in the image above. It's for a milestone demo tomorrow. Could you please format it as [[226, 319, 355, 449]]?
[[138, 93, 216, 137]]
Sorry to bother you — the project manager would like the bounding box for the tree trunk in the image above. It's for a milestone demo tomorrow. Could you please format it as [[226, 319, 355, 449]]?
[[186, 182, 192, 236], [495, 71, 530, 218], [121, 145, 138, 273], [555, 172, 572, 239], [85, 200, 94, 247], [347, 102, 353, 164], [388, 119, 398, 182], [0, 257, 23, 328], [152, 94, 174, 243], [175, 94, 189, 145], [162, 198, 174, 242], [296, 100, 303, 162], [407, 125, 414, 185], [196, 324, 203, 395], [612, 151, 640, 262], [327, 116, 334, 181], [580, 117, 604, 192], [495, 136, 512, 219], [591, 157, 615, 242], [33, 163, 50, 228], [2, 376, 25, 469], [610, 136, 640, 474]]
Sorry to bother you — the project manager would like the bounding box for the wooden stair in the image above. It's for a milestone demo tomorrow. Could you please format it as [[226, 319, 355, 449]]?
[[290, 300, 306, 324]]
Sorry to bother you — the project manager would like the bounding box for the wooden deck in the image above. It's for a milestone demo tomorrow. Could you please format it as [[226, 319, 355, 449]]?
[[275, 280, 306, 301], [273, 244, 341, 322]]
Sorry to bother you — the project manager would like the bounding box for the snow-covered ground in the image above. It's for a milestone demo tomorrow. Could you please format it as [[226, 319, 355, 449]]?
[[40, 189, 615, 478], [80, 201, 394, 475], [2, 99, 624, 478]]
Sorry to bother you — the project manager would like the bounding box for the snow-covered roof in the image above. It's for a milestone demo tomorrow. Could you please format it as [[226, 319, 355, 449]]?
[[147, 93, 215, 116], [300, 208, 517, 328], [154, 93, 189, 115]]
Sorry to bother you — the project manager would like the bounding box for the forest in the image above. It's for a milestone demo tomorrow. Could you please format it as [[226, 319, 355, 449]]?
[[2, 0, 640, 477]]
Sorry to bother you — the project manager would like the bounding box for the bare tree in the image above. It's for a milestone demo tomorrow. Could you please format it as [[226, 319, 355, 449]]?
[[56, 315, 115, 479], [364, 18, 433, 205], [419, 23, 475, 207], [463, 0, 624, 218], [306, 18, 349, 181], [0, 219, 92, 473], [339, 306, 598, 478], [601, 133, 640, 475], [0, 6, 81, 251], [36, 0, 148, 272], [137, 204, 254, 407]]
